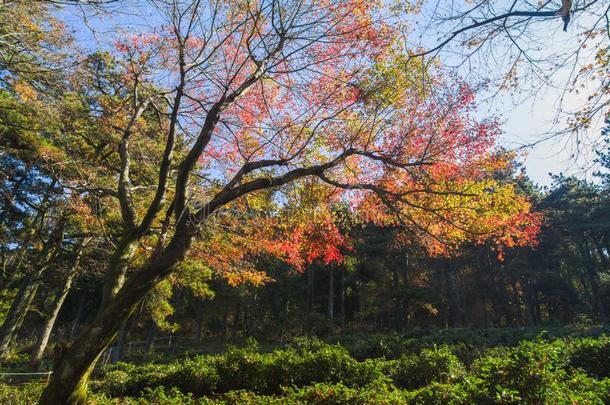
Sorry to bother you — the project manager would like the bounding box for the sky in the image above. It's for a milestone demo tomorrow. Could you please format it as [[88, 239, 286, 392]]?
[[493, 87, 597, 187], [57, 1, 606, 188]]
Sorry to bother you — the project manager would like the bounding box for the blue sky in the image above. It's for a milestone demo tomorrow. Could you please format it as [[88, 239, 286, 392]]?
[[493, 86, 597, 187]]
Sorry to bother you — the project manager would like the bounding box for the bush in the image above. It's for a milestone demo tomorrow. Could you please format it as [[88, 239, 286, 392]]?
[[96, 362, 179, 397], [214, 346, 278, 393], [334, 334, 408, 360], [163, 356, 220, 396], [468, 340, 569, 404], [96, 358, 218, 398], [568, 335, 610, 378], [95, 339, 387, 398], [388, 346, 464, 389], [287, 344, 387, 388], [406, 382, 470, 405], [562, 373, 610, 405], [0, 383, 43, 404], [283, 382, 408, 404], [90, 334, 610, 404], [289, 336, 331, 354]]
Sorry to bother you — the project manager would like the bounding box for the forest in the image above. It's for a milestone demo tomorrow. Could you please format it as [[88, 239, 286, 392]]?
[[0, 0, 609, 404]]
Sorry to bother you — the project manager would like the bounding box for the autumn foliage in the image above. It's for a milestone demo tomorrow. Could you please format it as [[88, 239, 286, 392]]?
[[0, 1, 551, 403]]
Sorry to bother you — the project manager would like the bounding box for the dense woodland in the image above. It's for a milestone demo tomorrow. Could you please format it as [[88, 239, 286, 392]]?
[[4, 153, 610, 354], [0, 0, 609, 404]]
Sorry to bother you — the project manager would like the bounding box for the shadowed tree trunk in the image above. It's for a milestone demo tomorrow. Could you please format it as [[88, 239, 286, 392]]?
[[578, 240, 606, 322], [69, 293, 87, 341], [231, 301, 241, 338], [0, 216, 66, 357], [511, 279, 523, 326], [328, 268, 334, 330], [0, 282, 39, 356], [144, 320, 158, 354], [29, 238, 89, 371], [305, 265, 315, 334], [340, 265, 345, 328], [110, 314, 133, 363], [196, 298, 205, 340]]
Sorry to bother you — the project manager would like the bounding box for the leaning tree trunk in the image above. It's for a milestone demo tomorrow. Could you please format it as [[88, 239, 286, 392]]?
[[29, 239, 88, 371], [39, 233, 191, 405], [0, 216, 65, 357], [0, 280, 39, 356]]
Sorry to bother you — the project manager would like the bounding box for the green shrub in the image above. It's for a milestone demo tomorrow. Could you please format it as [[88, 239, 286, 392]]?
[[288, 344, 386, 388], [406, 382, 470, 405], [468, 340, 569, 404], [96, 358, 218, 398], [0, 383, 43, 404], [568, 335, 610, 378], [90, 334, 610, 404], [562, 373, 610, 405], [388, 346, 464, 389], [138, 386, 198, 404], [214, 346, 278, 393], [335, 334, 408, 360], [199, 390, 281, 404], [96, 340, 389, 398], [95, 362, 179, 397], [90, 386, 202, 404], [283, 382, 408, 404], [165, 356, 220, 396], [289, 336, 331, 354]]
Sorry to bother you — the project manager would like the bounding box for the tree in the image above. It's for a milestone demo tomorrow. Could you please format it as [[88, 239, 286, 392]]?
[[0, 0, 537, 402]]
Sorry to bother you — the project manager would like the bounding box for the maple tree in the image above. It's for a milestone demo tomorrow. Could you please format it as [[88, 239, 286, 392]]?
[[0, 1, 542, 403]]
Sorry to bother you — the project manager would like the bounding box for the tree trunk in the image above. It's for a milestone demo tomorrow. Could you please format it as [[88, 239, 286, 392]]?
[[29, 239, 88, 371], [340, 265, 345, 328], [1, 247, 7, 288], [511, 279, 523, 326], [0, 218, 66, 357], [592, 238, 609, 270], [221, 307, 229, 340], [231, 301, 240, 338], [578, 240, 606, 321], [144, 320, 158, 353], [39, 232, 191, 405], [110, 315, 133, 363], [391, 267, 400, 332], [305, 266, 315, 334], [445, 267, 458, 328], [196, 298, 205, 340], [69, 293, 86, 341], [328, 268, 334, 330], [0, 280, 39, 355]]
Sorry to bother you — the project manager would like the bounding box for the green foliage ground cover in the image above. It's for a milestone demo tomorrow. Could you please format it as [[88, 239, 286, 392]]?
[[3, 331, 609, 404]]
